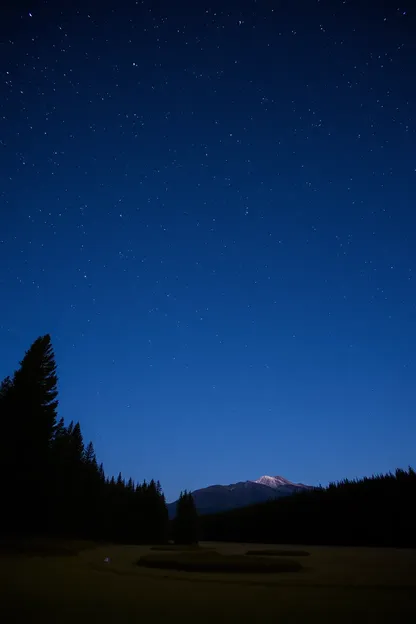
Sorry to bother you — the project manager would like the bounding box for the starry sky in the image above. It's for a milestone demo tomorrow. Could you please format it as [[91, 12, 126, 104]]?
[[1, 0, 415, 502]]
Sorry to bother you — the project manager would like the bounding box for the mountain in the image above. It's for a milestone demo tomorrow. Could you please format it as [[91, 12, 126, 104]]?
[[254, 475, 309, 489], [167, 475, 311, 518]]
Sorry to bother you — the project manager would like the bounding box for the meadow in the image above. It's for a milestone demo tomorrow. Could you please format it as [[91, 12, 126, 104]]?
[[1, 540, 416, 623]]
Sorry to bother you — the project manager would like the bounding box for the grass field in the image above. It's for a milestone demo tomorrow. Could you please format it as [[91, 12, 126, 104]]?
[[1, 540, 416, 623]]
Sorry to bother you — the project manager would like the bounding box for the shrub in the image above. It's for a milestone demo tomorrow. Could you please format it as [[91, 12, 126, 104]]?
[[150, 544, 212, 552], [246, 548, 310, 557], [137, 551, 302, 573]]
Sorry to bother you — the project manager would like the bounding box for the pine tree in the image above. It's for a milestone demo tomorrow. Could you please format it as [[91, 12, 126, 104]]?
[[49, 419, 91, 536], [83, 441, 96, 465], [49, 417, 68, 532], [172, 490, 198, 545], [142, 479, 168, 544], [3, 335, 58, 533], [53, 416, 66, 440], [0, 376, 16, 533], [80, 441, 101, 537], [0, 375, 13, 401], [1, 334, 170, 545], [13, 334, 58, 448], [116, 472, 124, 487], [71, 422, 85, 462], [0, 376, 15, 465], [157, 486, 169, 544]]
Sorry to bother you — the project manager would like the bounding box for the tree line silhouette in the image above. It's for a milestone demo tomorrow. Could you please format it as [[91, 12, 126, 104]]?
[[0, 334, 191, 544], [200, 468, 416, 547], [172, 490, 199, 544], [1, 334, 413, 548]]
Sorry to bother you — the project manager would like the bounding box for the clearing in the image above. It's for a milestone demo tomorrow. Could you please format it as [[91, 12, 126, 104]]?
[[1, 540, 415, 623]]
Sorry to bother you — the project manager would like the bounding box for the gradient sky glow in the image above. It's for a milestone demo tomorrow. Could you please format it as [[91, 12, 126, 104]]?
[[1, 0, 415, 502]]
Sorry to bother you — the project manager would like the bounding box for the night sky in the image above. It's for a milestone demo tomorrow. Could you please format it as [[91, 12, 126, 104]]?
[[1, 1, 415, 502]]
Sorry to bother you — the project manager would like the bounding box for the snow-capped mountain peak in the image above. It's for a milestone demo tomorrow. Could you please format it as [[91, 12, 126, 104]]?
[[167, 474, 311, 518], [253, 475, 295, 489]]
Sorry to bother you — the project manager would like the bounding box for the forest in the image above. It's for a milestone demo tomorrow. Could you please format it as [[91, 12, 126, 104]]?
[[1, 334, 414, 549], [201, 467, 416, 548], [0, 334, 197, 544]]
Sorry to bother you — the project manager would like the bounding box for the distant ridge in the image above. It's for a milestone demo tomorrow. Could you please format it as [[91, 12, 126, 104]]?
[[167, 474, 311, 518]]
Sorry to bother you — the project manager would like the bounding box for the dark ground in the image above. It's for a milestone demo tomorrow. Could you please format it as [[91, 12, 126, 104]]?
[[1, 540, 415, 623]]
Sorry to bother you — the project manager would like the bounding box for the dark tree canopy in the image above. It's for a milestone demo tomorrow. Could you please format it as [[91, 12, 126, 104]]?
[[1, 333, 414, 549], [0, 334, 168, 544], [200, 467, 416, 548], [0, 335, 59, 532], [14, 334, 59, 444], [173, 490, 199, 545]]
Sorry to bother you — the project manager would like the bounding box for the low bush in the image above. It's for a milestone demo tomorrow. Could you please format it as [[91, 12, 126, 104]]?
[[137, 551, 302, 573], [246, 548, 310, 557], [150, 544, 212, 552]]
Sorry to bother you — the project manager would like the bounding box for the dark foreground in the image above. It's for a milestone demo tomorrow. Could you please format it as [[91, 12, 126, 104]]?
[[1, 540, 415, 623]]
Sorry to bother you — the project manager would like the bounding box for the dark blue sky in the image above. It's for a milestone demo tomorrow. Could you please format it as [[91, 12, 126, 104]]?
[[1, 0, 415, 502]]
